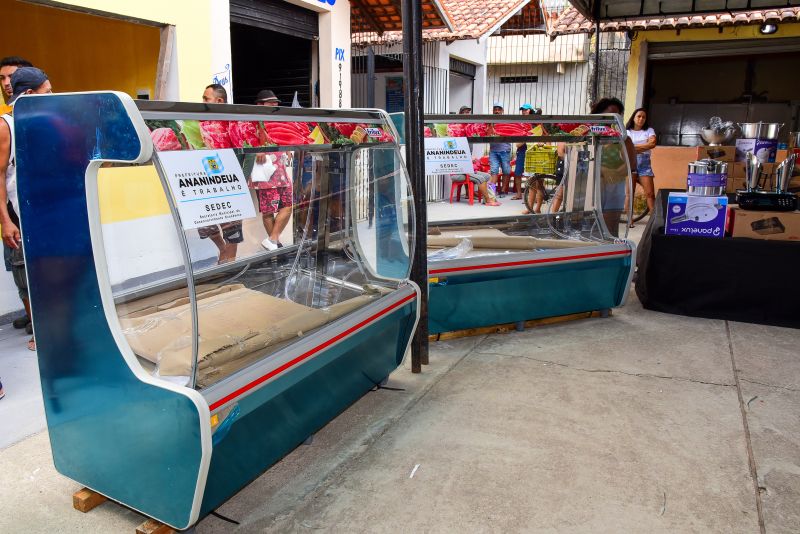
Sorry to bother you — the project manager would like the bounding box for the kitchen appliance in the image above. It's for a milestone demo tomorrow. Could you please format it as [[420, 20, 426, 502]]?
[[775, 153, 796, 193], [687, 159, 727, 196], [744, 151, 762, 192], [736, 192, 797, 211], [735, 151, 797, 211], [787, 133, 800, 176], [738, 122, 783, 140]]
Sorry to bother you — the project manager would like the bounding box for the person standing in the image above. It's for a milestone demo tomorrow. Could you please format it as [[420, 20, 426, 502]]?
[[625, 107, 657, 223], [488, 102, 511, 202], [0, 57, 33, 115], [0, 57, 33, 334], [196, 84, 242, 263], [0, 67, 53, 353], [252, 90, 293, 250], [590, 97, 638, 236], [512, 103, 535, 202], [202, 83, 227, 104]]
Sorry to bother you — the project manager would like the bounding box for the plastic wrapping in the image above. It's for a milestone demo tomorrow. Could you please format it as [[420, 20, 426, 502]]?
[[427, 238, 473, 260]]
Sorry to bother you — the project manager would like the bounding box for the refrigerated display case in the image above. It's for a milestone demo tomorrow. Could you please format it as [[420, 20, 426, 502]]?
[[13, 92, 419, 529], [421, 114, 636, 334]]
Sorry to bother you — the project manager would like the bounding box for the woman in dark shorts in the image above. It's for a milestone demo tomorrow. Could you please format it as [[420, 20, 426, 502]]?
[[625, 107, 657, 222]]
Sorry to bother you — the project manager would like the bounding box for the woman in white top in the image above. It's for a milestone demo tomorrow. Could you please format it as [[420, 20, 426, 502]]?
[[625, 108, 657, 218]]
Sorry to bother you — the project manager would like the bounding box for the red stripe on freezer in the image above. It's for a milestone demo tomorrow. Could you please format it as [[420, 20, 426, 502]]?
[[209, 293, 416, 411], [429, 249, 631, 275]]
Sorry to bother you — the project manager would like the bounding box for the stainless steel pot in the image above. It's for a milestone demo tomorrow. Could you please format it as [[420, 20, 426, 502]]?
[[789, 131, 800, 150], [687, 159, 728, 196], [738, 122, 783, 140]]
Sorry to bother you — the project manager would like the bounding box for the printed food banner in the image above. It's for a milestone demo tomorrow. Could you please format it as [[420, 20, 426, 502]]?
[[157, 149, 257, 230], [423, 122, 621, 139], [146, 119, 395, 151]]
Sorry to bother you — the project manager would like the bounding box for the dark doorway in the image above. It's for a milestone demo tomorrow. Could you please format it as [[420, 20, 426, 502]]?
[[230, 22, 313, 106]]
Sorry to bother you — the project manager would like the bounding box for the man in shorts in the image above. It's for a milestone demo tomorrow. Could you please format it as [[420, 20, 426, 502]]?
[[253, 89, 292, 251], [1, 67, 53, 352], [198, 84, 242, 263]]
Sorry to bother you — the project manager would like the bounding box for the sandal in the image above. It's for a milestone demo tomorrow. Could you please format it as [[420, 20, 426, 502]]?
[[522, 209, 532, 215], [511, 195, 522, 200], [485, 201, 501, 206], [27, 338, 36, 352]]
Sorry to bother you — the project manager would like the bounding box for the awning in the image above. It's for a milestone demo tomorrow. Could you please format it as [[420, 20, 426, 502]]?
[[350, 0, 455, 35], [570, 0, 800, 21]]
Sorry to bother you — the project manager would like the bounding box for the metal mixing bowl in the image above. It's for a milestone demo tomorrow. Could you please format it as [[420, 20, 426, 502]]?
[[700, 128, 736, 146]]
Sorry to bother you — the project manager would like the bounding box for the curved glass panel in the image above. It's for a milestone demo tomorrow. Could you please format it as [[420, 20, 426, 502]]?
[[597, 139, 632, 239], [95, 162, 193, 386]]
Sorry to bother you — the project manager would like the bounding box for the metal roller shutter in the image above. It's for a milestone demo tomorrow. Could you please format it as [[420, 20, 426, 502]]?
[[230, 0, 319, 40], [648, 37, 800, 60]]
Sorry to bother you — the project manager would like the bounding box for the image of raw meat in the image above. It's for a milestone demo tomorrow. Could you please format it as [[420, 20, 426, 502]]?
[[332, 122, 358, 138], [447, 123, 467, 137], [492, 123, 529, 137], [199, 120, 233, 148], [262, 121, 312, 146], [228, 121, 262, 148], [464, 123, 489, 137], [150, 128, 183, 151]]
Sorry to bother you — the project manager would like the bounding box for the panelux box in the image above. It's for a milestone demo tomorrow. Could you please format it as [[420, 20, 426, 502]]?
[[665, 193, 728, 239]]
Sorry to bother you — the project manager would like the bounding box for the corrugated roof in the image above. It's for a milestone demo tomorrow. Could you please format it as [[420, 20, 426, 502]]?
[[549, 6, 800, 37], [352, 0, 531, 46]]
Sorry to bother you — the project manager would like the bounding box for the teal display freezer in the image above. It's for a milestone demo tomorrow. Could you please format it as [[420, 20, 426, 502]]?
[[421, 114, 636, 334], [14, 92, 418, 528]]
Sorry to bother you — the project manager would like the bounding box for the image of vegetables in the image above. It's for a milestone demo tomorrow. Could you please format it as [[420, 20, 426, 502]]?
[[179, 120, 205, 149]]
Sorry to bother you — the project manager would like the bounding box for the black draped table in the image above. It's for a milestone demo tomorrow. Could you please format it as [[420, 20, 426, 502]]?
[[635, 189, 800, 329]]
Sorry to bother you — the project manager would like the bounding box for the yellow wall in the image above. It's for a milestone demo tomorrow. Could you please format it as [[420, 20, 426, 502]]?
[[624, 23, 800, 121], [0, 0, 160, 100], [2, 0, 217, 102]]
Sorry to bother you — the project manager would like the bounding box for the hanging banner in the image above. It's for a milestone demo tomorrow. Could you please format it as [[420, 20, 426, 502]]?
[[157, 149, 257, 230], [424, 137, 473, 175]]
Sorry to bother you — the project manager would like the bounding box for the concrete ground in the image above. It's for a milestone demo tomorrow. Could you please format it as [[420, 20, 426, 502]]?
[[1, 214, 795, 533], [1, 283, 799, 532]]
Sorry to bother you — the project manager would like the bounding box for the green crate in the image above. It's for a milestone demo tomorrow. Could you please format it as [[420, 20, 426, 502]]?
[[523, 145, 558, 174]]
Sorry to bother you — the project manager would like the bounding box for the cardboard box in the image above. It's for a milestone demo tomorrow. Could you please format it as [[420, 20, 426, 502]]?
[[729, 162, 775, 183], [730, 208, 800, 241], [736, 139, 778, 163], [726, 176, 747, 193], [695, 145, 735, 162], [665, 193, 728, 238]]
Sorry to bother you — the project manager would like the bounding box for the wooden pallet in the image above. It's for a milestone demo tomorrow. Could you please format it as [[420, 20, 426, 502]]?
[[429, 309, 609, 342], [72, 487, 176, 534]]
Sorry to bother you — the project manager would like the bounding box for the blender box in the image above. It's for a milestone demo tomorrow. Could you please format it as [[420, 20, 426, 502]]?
[[665, 193, 728, 238], [736, 138, 778, 162]]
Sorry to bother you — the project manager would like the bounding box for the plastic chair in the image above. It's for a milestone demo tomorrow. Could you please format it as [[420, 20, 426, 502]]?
[[449, 175, 482, 205]]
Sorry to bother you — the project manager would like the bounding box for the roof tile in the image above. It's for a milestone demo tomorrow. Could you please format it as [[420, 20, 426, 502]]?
[[549, 6, 800, 37]]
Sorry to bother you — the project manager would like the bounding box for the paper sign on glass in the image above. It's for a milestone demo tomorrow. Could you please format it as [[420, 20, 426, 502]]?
[[157, 149, 257, 230], [424, 137, 473, 175]]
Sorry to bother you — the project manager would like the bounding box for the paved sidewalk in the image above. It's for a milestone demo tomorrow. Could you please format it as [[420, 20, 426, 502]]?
[[1, 287, 798, 533]]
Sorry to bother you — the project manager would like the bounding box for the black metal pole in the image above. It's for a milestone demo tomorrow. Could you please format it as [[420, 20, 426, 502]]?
[[402, 0, 428, 372], [592, 21, 601, 103], [367, 46, 376, 108]]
